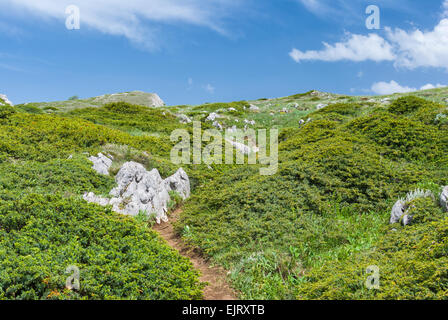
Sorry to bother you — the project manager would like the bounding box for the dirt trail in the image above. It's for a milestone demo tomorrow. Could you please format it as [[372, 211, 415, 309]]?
[[153, 208, 237, 300]]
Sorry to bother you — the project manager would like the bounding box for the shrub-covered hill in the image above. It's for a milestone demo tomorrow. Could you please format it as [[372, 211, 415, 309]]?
[[176, 96, 448, 299], [0, 103, 204, 300], [1, 89, 448, 300]]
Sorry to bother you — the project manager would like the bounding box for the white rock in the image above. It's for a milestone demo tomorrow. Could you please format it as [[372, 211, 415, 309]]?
[[83, 192, 110, 207], [316, 104, 327, 110], [164, 168, 191, 199], [441, 186, 448, 212], [213, 121, 223, 131], [249, 104, 260, 111], [84, 161, 191, 224], [390, 200, 406, 224], [177, 114, 192, 124], [206, 112, 220, 121], [0, 94, 13, 106], [88, 153, 113, 175], [228, 107, 237, 112]]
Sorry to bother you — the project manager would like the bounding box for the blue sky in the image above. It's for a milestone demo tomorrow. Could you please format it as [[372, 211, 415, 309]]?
[[1, 0, 448, 106]]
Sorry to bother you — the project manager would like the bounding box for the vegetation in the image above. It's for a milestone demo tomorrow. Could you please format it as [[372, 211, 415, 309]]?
[[1, 87, 448, 300]]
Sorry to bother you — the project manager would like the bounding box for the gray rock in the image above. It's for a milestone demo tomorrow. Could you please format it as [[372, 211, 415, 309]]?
[[93, 91, 165, 107], [227, 125, 237, 133], [213, 121, 223, 131], [206, 112, 220, 121], [441, 186, 448, 212], [299, 119, 305, 125], [390, 200, 406, 224], [164, 168, 190, 199], [83, 192, 110, 207], [249, 104, 260, 111], [84, 161, 191, 224], [109, 162, 171, 223], [88, 153, 113, 175], [177, 114, 192, 124], [316, 103, 327, 110]]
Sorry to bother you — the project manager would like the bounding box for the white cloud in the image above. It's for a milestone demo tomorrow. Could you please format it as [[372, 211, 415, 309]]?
[[289, 33, 396, 63], [0, 0, 244, 49], [371, 80, 446, 95], [386, 19, 448, 70], [290, 2, 448, 71], [371, 81, 416, 95], [204, 83, 215, 94], [420, 83, 445, 90]]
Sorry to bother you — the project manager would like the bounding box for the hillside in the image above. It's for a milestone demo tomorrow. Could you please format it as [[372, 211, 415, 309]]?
[[15, 91, 165, 113], [0, 87, 447, 300]]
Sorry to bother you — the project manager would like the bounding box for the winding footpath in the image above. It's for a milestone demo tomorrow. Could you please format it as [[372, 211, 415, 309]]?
[[153, 208, 237, 300]]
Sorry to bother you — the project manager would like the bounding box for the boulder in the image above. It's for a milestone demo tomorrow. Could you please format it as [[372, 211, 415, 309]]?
[[177, 114, 192, 124], [249, 104, 260, 111], [213, 121, 223, 131], [164, 168, 190, 199], [316, 103, 327, 110], [88, 153, 113, 175], [441, 186, 448, 212], [390, 200, 406, 224], [206, 112, 220, 121]]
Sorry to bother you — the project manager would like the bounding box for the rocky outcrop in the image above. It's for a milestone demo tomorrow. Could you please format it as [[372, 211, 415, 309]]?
[[390, 189, 436, 226], [213, 121, 223, 131], [441, 186, 448, 212], [164, 168, 191, 199], [316, 103, 327, 110], [390, 200, 407, 225], [93, 91, 165, 107], [83, 161, 190, 224], [249, 104, 260, 111], [88, 153, 113, 175], [177, 114, 192, 124], [206, 112, 220, 122], [0, 94, 13, 106]]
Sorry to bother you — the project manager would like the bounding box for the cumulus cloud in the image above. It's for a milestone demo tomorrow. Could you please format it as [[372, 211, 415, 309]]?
[[0, 0, 244, 49], [291, 2, 448, 71], [386, 19, 448, 70], [289, 33, 395, 63], [371, 80, 446, 95]]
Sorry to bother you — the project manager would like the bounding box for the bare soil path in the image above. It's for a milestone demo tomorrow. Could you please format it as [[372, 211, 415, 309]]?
[[153, 208, 237, 300]]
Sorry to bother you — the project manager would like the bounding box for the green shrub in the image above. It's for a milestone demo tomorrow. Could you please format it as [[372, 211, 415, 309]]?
[[0, 105, 16, 119], [0, 193, 203, 300]]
